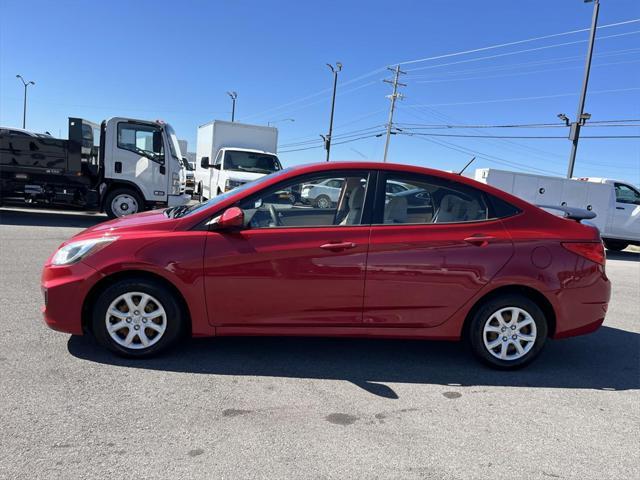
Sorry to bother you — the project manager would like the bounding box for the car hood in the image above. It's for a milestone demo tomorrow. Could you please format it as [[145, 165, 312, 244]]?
[[224, 170, 267, 182], [72, 209, 177, 240]]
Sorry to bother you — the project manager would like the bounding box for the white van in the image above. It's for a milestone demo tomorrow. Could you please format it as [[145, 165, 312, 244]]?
[[195, 121, 281, 201], [475, 168, 640, 251]]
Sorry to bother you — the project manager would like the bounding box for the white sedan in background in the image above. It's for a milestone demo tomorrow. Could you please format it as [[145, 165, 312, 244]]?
[[301, 178, 410, 208]]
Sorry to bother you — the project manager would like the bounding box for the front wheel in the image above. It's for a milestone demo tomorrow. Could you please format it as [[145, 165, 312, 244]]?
[[104, 188, 143, 218], [468, 294, 547, 369], [92, 278, 186, 357], [314, 194, 331, 209], [603, 239, 628, 252]]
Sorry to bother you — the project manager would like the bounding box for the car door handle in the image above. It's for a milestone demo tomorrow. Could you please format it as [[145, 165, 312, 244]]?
[[320, 242, 357, 251], [464, 235, 495, 247], [616, 206, 625, 210]]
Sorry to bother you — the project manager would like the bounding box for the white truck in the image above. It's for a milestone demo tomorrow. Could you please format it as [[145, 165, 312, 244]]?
[[474, 168, 640, 251], [195, 120, 282, 201], [0, 117, 190, 218]]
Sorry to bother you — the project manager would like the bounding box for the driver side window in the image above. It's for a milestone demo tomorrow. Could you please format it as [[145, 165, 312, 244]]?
[[117, 123, 163, 158], [239, 172, 370, 228]]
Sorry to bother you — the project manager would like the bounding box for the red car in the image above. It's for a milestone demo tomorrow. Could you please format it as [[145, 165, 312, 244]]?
[[41, 162, 610, 368]]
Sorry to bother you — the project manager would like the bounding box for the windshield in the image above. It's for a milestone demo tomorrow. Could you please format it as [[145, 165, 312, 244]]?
[[164, 124, 188, 168], [224, 150, 281, 174], [176, 167, 293, 218]]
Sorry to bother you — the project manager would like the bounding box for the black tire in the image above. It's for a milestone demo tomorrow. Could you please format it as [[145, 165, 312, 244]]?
[[104, 188, 144, 219], [603, 239, 628, 252], [314, 194, 332, 209], [91, 278, 186, 358], [468, 294, 548, 370]]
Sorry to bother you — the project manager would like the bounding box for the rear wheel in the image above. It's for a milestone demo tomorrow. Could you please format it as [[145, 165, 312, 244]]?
[[468, 294, 547, 369], [91, 278, 185, 357], [603, 239, 628, 252], [105, 188, 143, 218]]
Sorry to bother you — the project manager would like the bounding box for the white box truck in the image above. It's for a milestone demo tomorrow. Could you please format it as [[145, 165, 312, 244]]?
[[475, 168, 640, 251], [194, 120, 282, 201], [1, 117, 191, 218]]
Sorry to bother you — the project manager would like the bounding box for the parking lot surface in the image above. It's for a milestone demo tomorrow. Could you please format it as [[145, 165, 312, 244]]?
[[1, 207, 638, 480]]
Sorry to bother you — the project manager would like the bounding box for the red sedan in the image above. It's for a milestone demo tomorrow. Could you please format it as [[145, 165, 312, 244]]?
[[41, 162, 610, 368]]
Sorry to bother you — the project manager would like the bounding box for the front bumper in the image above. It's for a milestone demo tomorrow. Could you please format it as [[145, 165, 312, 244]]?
[[41, 261, 101, 335], [167, 193, 191, 207]]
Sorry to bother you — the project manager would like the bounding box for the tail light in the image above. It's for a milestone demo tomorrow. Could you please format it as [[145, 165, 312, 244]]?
[[562, 242, 605, 265]]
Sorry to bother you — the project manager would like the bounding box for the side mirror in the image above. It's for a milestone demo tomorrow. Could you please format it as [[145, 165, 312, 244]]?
[[211, 207, 244, 230], [200, 156, 210, 169], [152, 131, 163, 153], [212, 163, 221, 170]]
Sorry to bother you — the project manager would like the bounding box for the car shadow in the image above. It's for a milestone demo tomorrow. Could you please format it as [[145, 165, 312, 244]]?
[[606, 250, 640, 262], [67, 325, 639, 398], [0, 207, 107, 228]]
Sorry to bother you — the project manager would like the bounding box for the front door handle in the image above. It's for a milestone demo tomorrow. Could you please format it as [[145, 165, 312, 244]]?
[[464, 235, 495, 247], [320, 242, 357, 251], [616, 206, 625, 210]]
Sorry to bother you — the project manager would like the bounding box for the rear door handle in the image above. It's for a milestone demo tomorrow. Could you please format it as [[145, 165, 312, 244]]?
[[320, 242, 357, 251], [464, 235, 495, 247]]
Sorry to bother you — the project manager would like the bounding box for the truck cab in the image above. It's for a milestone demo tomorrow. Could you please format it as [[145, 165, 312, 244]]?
[[578, 177, 640, 250], [100, 118, 190, 217]]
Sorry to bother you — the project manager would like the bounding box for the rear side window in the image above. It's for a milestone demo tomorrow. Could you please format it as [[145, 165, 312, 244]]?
[[378, 173, 490, 224], [487, 194, 521, 219]]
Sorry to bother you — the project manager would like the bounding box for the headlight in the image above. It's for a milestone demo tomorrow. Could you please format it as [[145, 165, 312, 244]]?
[[51, 237, 117, 266], [225, 179, 244, 191], [171, 172, 180, 194]]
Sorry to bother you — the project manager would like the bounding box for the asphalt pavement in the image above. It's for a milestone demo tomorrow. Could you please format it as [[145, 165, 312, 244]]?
[[0, 206, 638, 480]]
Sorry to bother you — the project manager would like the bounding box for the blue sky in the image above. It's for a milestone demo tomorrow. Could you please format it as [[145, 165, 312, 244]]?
[[1, 0, 638, 182]]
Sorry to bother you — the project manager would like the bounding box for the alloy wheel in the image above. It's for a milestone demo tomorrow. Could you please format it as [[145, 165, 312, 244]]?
[[105, 292, 167, 350], [482, 306, 537, 361]]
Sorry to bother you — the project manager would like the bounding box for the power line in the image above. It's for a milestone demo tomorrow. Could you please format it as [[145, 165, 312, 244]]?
[[399, 131, 640, 139], [394, 119, 640, 129], [279, 132, 383, 153], [404, 30, 640, 73], [395, 18, 640, 67], [406, 87, 640, 107]]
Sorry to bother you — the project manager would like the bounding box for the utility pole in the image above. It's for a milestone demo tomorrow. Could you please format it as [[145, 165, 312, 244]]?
[[16, 75, 35, 129], [382, 65, 406, 162], [562, 0, 600, 178], [227, 91, 237, 122], [323, 62, 342, 161]]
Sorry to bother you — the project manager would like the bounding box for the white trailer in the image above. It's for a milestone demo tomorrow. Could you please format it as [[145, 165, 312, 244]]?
[[475, 168, 640, 251], [195, 121, 281, 200]]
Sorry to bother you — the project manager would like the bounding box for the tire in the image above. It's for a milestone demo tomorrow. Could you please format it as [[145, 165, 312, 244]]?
[[314, 194, 331, 209], [104, 188, 144, 219], [468, 294, 548, 370], [603, 239, 628, 252], [91, 278, 186, 358]]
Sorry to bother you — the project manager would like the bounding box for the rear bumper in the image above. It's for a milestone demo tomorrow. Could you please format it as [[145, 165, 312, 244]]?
[[550, 271, 611, 339], [41, 261, 101, 335]]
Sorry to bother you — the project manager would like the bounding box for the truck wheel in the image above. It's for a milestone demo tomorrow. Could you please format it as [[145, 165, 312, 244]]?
[[603, 239, 628, 252], [105, 188, 143, 218]]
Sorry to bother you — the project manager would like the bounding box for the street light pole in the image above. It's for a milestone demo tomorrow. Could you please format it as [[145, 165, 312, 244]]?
[[16, 75, 35, 129], [324, 62, 342, 162], [227, 91, 238, 122], [565, 0, 600, 178]]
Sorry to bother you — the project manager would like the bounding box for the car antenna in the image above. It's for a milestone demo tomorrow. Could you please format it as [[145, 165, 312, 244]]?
[[457, 156, 475, 175]]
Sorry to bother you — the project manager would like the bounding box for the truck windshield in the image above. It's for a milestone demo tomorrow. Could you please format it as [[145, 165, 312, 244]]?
[[224, 151, 281, 174], [164, 124, 189, 168]]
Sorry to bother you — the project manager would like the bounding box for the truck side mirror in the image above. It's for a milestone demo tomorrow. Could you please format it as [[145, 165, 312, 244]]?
[[200, 156, 210, 169], [212, 163, 221, 170]]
